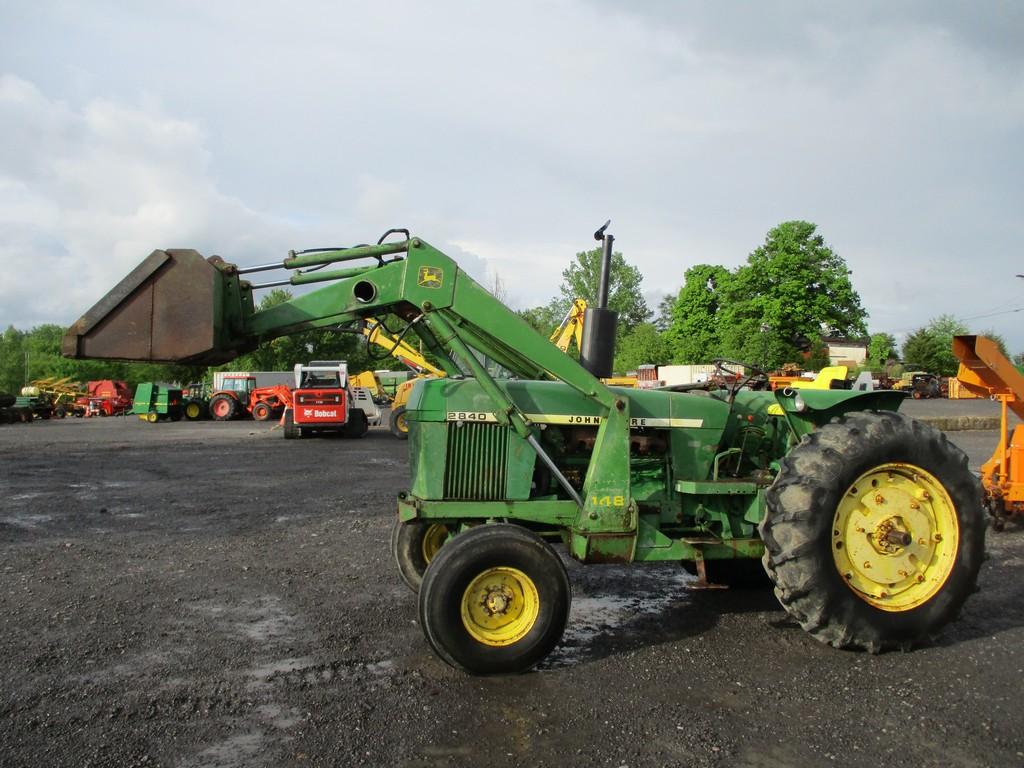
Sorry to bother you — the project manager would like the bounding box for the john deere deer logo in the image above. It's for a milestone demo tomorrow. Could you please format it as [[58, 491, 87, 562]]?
[[418, 266, 443, 288]]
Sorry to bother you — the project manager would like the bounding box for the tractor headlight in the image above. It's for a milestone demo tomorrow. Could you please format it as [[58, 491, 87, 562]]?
[[793, 393, 807, 412]]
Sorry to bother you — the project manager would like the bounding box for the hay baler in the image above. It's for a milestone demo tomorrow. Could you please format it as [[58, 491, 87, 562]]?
[[64, 232, 984, 674]]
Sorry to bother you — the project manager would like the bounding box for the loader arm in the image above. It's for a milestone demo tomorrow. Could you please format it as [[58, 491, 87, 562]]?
[[64, 235, 631, 519]]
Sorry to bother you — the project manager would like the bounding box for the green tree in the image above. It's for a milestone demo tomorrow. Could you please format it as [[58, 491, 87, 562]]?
[[804, 338, 831, 371], [555, 247, 651, 335], [517, 303, 564, 338], [977, 329, 1009, 358], [902, 315, 968, 376], [867, 332, 898, 371], [654, 293, 675, 332], [0, 325, 26, 394], [229, 289, 372, 374], [717, 221, 867, 369], [665, 264, 731, 363], [901, 327, 947, 374], [614, 322, 672, 373]]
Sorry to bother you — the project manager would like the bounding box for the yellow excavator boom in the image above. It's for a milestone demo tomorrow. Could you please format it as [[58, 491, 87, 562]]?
[[362, 319, 446, 377], [549, 299, 587, 353]]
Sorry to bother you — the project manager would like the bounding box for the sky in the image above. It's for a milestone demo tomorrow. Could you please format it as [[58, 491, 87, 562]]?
[[1, 1, 1022, 351]]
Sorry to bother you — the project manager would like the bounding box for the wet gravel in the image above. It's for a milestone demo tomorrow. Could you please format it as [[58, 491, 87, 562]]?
[[1, 407, 1022, 768]]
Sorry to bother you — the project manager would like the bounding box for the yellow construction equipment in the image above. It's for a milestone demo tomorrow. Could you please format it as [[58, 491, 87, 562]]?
[[363, 318, 447, 438], [349, 370, 390, 404], [789, 365, 850, 390], [549, 299, 639, 387], [953, 334, 1024, 530], [362, 319, 445, 377], [549, 299, 587, 353]]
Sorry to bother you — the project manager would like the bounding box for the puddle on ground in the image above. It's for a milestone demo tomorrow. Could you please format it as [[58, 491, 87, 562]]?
[[542, 567, 694, 669], [1, 513, 54, 528], [180, 731, 267, 768]]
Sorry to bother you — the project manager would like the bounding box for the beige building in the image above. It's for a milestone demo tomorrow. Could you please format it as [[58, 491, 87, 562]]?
[[825, 338, 868, 368]]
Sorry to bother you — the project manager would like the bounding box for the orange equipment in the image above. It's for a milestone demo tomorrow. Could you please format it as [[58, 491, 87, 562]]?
[[953, 334, 1024, 530], [207, 374, 293, 421]]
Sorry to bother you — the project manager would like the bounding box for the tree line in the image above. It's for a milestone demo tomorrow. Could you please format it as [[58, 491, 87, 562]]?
[[517, 220, 1010, 377], [0, 289, 405, 395], [0, 220, 1012, 393]]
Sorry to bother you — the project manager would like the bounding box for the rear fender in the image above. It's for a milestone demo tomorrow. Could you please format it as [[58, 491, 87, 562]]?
[[774, 388, 906, 436]]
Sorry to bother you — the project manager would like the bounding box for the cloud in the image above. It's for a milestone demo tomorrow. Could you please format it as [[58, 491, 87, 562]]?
[[2, 3, 1023, 350], [0, 75, 305, 328]]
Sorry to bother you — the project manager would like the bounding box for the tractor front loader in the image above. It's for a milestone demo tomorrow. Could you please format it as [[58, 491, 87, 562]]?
[[64, 231, 985, 674]]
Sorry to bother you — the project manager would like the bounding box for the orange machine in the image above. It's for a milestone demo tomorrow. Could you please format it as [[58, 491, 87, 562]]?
[[953, 334, 1024, 530], [208, 374, 293, 421]]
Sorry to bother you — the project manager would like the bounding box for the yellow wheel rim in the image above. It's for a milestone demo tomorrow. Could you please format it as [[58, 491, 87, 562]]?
[[461, 567, 540, 647], [421, 524, 448, 564], [146, 412, 158, 423], [396, 411, 408, 433], [185, 402, 200, 419], [832, 463, 959, 612]]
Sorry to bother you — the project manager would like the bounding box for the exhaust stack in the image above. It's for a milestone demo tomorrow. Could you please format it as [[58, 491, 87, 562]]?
[[579, 220, 619, 378]]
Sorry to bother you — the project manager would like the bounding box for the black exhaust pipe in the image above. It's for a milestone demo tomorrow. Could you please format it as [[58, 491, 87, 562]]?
[[580, 220, 619, 378]]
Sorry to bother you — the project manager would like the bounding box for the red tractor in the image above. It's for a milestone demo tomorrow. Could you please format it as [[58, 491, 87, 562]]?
[[282, 362, 368, 439], [207, 374, 293, 422]]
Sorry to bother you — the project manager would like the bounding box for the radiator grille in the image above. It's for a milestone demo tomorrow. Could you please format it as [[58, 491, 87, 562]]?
[[444, 423, 508, 500]]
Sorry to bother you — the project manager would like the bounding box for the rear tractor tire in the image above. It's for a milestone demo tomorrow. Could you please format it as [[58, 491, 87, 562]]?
[[392, 518, 451, 592], [390, 406, 409, 440], [418, 524, 571, 675], [760, 410, 984, 652], [208, 394, 237, 421]]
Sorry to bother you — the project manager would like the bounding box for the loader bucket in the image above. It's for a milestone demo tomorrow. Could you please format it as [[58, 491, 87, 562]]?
[[62, 249, 252, 365]]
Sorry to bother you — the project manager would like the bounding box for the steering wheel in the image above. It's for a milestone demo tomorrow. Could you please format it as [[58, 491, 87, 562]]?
[[712, 358, 769, 400]]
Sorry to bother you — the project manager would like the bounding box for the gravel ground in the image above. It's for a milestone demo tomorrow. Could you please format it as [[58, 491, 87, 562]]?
[[1, 404, 1022, 768]]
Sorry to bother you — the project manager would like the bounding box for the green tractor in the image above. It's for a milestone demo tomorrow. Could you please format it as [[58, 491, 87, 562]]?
[[64, 230, 984, 674]]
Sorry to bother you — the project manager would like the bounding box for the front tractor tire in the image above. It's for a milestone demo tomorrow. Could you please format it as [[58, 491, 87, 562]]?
[[208, 394, 237, 421], [761, 411, 984, 652], [392, 518, 451, 592], [251, 402, 273, 421], [418, 524, 571, 675]]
